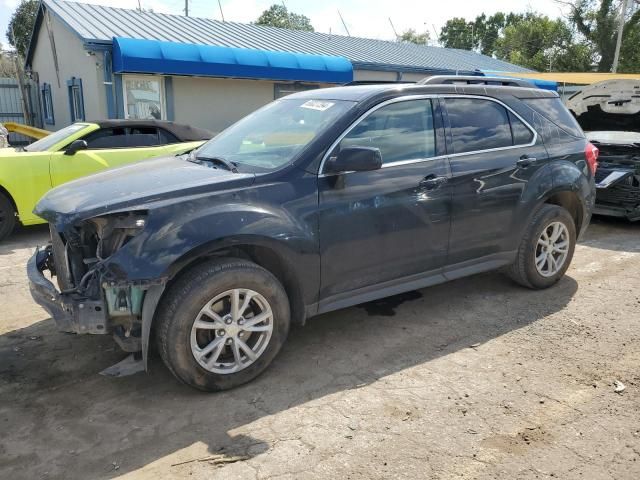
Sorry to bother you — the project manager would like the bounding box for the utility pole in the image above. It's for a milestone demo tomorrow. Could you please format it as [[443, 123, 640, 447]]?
[[184, 0, 189, 17], [612, 0, 629, 73]]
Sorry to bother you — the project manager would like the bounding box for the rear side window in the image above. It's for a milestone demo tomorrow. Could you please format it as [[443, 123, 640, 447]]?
[[158, 128, 179, 144], [509, 111, 534, 145], [521, 98, 584, 138], [338, 99, 436, 165], [128, 126, 160, 147], [445, 98, 512, 154]]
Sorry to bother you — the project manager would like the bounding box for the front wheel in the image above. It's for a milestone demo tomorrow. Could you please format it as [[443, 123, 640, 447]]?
[[507, 204, 576, 289], [156, 258, 290, 391]]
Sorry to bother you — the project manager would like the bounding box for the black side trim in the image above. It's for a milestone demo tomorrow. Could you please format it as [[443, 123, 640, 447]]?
[[315, 252, 516, 316]]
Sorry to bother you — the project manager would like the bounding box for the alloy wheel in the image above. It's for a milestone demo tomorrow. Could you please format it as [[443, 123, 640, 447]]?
[[535, 221, 570, 277], [190, 288, 274, 374]]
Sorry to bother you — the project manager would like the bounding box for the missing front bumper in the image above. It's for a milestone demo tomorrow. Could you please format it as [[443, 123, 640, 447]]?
[[27, 246, 108, 334]]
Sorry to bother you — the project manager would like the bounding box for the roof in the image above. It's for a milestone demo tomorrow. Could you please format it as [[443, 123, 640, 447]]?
[[28, 0, 532, 74], [91, 119, 213, 141]]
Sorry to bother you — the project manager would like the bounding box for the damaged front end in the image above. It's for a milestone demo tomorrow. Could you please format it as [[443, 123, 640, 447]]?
[[28, 212, 161, 353], [567, 80, 640, 221], [590, 134, 640, 221]]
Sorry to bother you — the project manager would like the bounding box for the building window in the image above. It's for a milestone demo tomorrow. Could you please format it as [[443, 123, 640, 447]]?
[[274, 83, 319, 99], [123, 75, 165, 120], [67, 77, 85, 122], [41, 83, 54, 125]]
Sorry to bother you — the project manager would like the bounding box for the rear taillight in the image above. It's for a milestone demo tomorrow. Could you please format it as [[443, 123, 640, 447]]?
[[585, 142, 599, 176]]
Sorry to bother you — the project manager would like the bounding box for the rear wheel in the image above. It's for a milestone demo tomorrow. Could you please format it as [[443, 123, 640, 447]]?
[[156, 258, 290, 391], [507, 204, 576, 289], [0, 193, 16, 242]]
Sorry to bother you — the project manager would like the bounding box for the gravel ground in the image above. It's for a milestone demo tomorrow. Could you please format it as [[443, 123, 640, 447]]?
[[0, 217, 638, 480]]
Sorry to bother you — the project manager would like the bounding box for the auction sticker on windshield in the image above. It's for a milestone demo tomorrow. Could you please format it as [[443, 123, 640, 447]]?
[[300, 100, 335, 111]]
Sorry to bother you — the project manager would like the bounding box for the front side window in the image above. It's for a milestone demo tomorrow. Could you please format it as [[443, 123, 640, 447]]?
[[67, 78, 84, 122], [196, 98, 355, 171], [123, 76, 165, 120], [337, 99, 436, 165], [82, 128, 128, 149], [446, 98, 513, 154]]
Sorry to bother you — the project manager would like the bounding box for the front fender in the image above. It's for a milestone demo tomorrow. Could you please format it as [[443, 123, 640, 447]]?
[[100, 177, 320, 304]]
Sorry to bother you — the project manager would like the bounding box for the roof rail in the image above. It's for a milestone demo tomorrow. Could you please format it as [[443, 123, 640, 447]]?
[[418, 75, 534, 88]]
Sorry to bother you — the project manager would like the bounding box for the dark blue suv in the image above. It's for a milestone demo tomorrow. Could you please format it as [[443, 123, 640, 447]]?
[[29, 77, 597, 391]]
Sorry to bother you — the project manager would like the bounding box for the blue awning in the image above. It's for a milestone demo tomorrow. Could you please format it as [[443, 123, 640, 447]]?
[[112, 37, 353, 84]]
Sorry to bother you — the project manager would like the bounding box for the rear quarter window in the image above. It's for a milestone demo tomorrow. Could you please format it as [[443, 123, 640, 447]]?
[[521, 98, 584, 138]]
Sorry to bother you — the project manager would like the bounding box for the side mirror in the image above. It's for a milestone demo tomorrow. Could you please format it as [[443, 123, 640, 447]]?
[[65, 139, 88, 155], [325, 146, 382, 174]]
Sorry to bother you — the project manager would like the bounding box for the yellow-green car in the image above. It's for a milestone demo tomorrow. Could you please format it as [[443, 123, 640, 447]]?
[[0, 120, 212, 240]]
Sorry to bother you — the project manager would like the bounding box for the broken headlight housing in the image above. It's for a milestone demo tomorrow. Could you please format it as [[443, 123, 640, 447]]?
[[89, 211, 148, 260]]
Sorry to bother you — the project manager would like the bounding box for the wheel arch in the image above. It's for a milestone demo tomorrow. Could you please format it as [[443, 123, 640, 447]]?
[[543, 189, 584, 234], [161, 236, 308, 326], [0, 183, 18, 215]]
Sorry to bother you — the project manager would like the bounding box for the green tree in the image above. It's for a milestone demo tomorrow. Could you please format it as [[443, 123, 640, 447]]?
[[494, 13, 592, 72], [619, 21, 640, 72], [569, 0, 640, 72], [439, 18, 475, 49], [396, 29, 430, 45], [6, 0, 39, 59], [0, 50, 18, 77], [255, 4, 314, 31]]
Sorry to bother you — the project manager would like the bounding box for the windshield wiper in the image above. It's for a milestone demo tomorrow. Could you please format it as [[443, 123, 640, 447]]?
[[195, 154, 239, 173]]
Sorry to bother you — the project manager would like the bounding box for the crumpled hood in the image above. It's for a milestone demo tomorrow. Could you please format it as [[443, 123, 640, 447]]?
[[35, 155, 255, 227], [568, 79, 640, 132]]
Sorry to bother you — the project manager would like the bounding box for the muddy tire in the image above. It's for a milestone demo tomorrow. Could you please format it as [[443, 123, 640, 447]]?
[[156, 258, 290, 391], [507, 204, 576, 289], [0, 193, 16, 242]]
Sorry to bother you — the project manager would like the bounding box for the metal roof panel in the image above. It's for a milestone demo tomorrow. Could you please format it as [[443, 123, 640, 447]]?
[[42, 0, 532, 73]]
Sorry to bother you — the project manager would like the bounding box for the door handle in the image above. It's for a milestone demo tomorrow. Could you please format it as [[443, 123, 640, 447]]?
[[516, 155, 537, 168], [419, 175, 448, 190]]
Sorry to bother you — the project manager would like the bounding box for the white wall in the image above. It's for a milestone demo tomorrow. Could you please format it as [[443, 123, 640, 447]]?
[[354, 70, 397, 82], [172, 77, 275, 134], [30, 11, 106, 130], [171, 77, 336, 133]]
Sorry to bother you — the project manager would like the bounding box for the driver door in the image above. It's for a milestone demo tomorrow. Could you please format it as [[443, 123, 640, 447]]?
[[317, 97, 452, 307]]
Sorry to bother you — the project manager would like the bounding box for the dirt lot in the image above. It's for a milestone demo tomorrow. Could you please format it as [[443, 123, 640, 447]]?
[[0, 218, 639, 480]]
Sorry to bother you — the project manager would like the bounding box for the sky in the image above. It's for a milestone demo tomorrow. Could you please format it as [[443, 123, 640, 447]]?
[[0, 0, 571, 49]]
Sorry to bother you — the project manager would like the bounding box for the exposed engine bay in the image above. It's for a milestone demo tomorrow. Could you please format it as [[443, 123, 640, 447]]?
[[35, 212, 153, 352], [567, 80, 640, 221]]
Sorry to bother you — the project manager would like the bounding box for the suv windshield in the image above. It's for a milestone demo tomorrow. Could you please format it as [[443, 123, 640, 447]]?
[[196, 98, 356, 170], [24, 123, 88, 152]]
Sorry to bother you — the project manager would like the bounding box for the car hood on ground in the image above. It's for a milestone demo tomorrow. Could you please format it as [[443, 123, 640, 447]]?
[[35, 155, 255, 228]]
